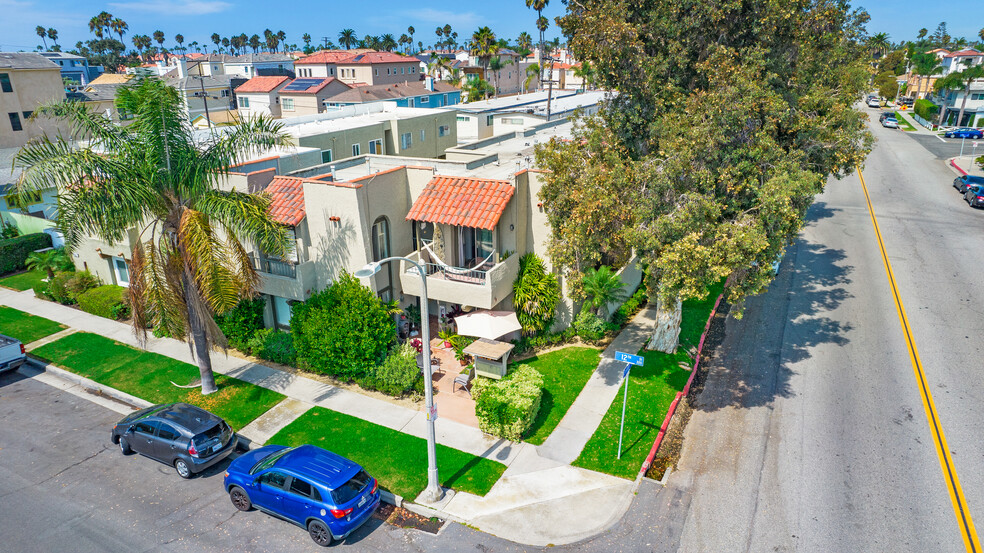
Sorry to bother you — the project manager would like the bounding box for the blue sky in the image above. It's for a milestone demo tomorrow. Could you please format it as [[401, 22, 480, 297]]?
[[0, 0, 981, 53]]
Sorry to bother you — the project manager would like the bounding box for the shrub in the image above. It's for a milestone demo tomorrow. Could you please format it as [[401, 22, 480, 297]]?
[[247, 328, 297, 366], [473, 365, 544, 441], [574, 305, 607, 341], [215, 298, 265, 351], [914, 98, 939, 122], [47, 272, 77, 304], [291, 271, 396, 380], [66, 271, 100, 301], [33, 281, 53, 301], [364, 342, 419, 396], [610, 287, 648, 327], [0, 232, 52, 275], [77, 285, 129, 320], [513, 253, 561, 335]]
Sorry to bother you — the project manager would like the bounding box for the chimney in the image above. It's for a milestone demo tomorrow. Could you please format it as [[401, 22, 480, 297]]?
[[177, 58, 188, 79], [425, 74, 434, 92]]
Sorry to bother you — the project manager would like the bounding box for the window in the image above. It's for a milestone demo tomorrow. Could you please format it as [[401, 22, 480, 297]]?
[[289, 477, 321, 501], [8, 112, 22, 132], [113, 257, 129, 287], [419, 129, 425, 142], [486, 114, 494, 126], [331, 470, 371, 504], [438, 124, 450, 137], [352, 143, 360, 156], [259, 471, 288, 489], [283, 97, 294, 111], [133, 421, 158, 436], [321, 149, 333, 164], [4, 191, 41, 209], [502, 117, 523, 125], [374, 68, 379, 76], [371, 217, 390, 261], [220, 89, 230, 97], [273, 296, 292, 329], [369, 139, 382, 154], [0, 73, 11, 93], [456, 115, 470, 122], [331, 67, 335, 75], [411, 66, 415, 74], [420, 96, 429, 104], [157, 424, 179, 441], [387, 68, 391, 75], [400, 132, 412, 149], [401, 67, 405, 74], [22, 111, 33, 120], [240, 97, 249, 108]]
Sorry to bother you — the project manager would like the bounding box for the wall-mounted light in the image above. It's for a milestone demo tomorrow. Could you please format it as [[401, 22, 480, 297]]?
[[509, 224, 514, 231], [329, 216, 341, 222]]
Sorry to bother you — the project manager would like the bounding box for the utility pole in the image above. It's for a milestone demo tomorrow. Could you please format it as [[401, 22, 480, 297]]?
[[322, 37, 330, 49], [543, 54, 556, 121]]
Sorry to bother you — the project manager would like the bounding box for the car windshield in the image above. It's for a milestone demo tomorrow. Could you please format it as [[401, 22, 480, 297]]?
[[331, 470, 371, 505], [966, 177, 984, 184], [250, 447, 295, 475], [120, 404, 170, 423]]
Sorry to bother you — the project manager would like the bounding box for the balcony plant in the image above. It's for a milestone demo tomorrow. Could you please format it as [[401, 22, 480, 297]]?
[[438, 329, 456, 348]]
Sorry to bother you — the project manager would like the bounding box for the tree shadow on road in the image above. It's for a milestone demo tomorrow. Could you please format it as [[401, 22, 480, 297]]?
[[693, 201, 854, 411]]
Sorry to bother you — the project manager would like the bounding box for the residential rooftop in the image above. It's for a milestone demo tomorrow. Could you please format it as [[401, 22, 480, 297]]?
[[0, 52, 59, 70], [273, 103, 453, 139], [454, 90, 608, 114], [324, 80, 459, 103]]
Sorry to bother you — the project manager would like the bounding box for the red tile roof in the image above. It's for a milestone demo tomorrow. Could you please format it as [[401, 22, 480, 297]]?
[[342, 52, 416, 65], [296, 50, 357, 65], [235, 75, 290, 93], [945, 48, 983, 58], [406, 176, 514, 230], [266, 176, 306, 226]]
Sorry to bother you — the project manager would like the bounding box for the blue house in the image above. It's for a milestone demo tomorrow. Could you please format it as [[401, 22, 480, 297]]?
[[322, 76, 461, 109], [38, 52, 103, 85]]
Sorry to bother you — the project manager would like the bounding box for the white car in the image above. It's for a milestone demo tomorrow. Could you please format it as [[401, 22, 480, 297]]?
[[867, 98, 882, 108], [882, 117, 899, 129]]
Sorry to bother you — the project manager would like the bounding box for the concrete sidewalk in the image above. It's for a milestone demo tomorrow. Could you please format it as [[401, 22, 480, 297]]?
[[1, 286, 642, 546]]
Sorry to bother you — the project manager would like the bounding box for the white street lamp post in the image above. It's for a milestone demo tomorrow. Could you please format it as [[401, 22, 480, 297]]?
[[355, 256, 444, 503]]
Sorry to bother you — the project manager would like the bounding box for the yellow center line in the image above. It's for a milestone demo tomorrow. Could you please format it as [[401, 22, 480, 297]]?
[[858, 167, 980, 552]]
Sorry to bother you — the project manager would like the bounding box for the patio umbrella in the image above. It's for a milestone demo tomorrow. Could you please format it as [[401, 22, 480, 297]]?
[[453, 310, 522, 340]]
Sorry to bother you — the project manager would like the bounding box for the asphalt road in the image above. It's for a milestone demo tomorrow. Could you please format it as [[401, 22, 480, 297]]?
[[0, 368, 669, 552], [651, 109, 984, 551]]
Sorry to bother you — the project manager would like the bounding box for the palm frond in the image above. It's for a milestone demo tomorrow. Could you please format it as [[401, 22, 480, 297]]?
[[32, 100, 128, 151], [195, 189, 293, 258], [178, 208, 241, 316]]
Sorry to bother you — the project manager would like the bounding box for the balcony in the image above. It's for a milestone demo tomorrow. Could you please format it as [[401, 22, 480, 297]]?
[[399, 249, 520, 310], [250, 253, 315, 301]]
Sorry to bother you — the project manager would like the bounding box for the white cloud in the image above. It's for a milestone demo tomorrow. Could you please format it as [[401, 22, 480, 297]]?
[[402, 8, 479, 29], [109, 0, 231, 16]]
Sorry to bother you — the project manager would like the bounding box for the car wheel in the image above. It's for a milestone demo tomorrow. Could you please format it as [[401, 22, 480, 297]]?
[[229, 486, 252, 511], [174, 459, 192, 479], [308, 519, 333, 547], [119, 436, 132, 455]]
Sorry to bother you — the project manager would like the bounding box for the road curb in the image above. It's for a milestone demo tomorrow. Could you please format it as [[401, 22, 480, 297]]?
[[25, 356, 151, 410]]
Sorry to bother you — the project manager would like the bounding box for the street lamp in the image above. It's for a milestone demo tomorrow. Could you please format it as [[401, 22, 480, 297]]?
[[355, 257, 444, 503]]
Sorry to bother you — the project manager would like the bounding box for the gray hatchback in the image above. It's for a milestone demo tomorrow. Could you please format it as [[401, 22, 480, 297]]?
[[111, 403, 240, 478]]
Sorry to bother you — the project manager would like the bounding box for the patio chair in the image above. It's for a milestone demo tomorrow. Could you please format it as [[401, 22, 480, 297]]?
[[417, 353, 444, 375], [453, 367, 475, 397]]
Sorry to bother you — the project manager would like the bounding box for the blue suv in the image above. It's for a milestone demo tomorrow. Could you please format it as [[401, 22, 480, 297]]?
[[223, 444, 380, 546]]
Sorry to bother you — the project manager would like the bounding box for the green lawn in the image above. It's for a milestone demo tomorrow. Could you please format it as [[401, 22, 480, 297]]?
[[268, 407, 507, 499], [517, 346, 602, 445], [0, 305, 67, 344], [31, 332, 284, 430], [573, 281, 724, 479], [894, 112, 916, 131], [0, 270, 47, 291]]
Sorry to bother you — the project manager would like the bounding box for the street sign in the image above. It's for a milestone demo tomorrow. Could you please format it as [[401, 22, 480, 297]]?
[[426, 405, 438, 421], [622, 365, 631, 378], [615, 351, 644, 366]]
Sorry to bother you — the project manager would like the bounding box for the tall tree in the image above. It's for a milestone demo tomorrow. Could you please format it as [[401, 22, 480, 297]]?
[[470, 25, 498, 83], [302, 33, 312, 48], [435, 27, 444, 51], [211, 33, 221, 53], [917, 28, 928, 40], [36, 26, 48, 49], [539, 0, 873, 351], [525, 0, 549, 63], [14, 79, 294, 395], [111, 18, 128, 43], [517, 31, 532, 53], [380, 33, 397, 52], [524, 62, 540, 92], [47, 28, 59, 48], [175, 34, 185, 54], [338, 28, 357, 49], [910, 51, 941, 99], [932, 22, 950, 47], [249, 34, 261, 53], [408, 26, 415, 52], [979, 28, 984, 44], [88, 15, 105, 39], [276, 31, 287, 53], [936, 64, 984, 126]]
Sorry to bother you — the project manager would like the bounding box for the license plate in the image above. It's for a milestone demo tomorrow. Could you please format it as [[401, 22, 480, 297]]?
[[358, 495, 367, 508]]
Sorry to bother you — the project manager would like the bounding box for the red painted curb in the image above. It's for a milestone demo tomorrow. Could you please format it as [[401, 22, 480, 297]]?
[[640, 292, 725, 477], [951, 159, 968, 176]]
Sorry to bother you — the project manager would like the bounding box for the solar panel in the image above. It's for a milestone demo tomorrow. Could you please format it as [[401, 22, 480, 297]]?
[[283, 78, 322, 91]]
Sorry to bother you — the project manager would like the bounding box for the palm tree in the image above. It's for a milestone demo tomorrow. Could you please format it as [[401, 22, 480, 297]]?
[[979, 28, 984, 44], [524, 62, 540, 92], [249, 34, 261, 53], [276, 31, 287, 53], [338, 29, 357, 50], [918, 28, 928, 40], [581, 266, 627, 319], [447, 68, 463, 87], [407, 26, 415, 52], [399, 34, 410, 53], [910, 51, 941, 99], [175, 34, 185, 54], [936, 64, 984, 126], [47, 28, 59, 48], [435, 27, 444, 51], [380, 33, 397, 52], [36, 26, 48, 50], [470, 26, 497, 82], [88, 16, 105, 39], [525, 0, 549, 63], [573, 62, 593, 91], [517, 31, 532, 53], [488, 56, 510, 97], [223, 37, 232, 53], [26, 249, 67, 280], [302, 33, 311, 49], [462, 77, 494, 101], [211, 33, 221, 53], [111, 18, 128, 43], [15, 79, 294, 395]]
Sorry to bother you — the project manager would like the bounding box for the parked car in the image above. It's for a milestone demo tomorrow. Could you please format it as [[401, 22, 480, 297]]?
[[111, 402, 239, 478], [965, 185, 984, 208], [224, 444, 380, 546], [879, 111, 896, 122], [882, 117, 899, 129], [0, 334, 26, 374], [953, 175, 984, 194], [943, 127, 984, 139], [867, 98, 882, 108]]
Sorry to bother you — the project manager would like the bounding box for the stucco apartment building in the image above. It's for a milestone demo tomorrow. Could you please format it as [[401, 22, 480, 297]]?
[[236, 76, 291, 118], [0, 52, 70, 149], [295, 50, 421, 86], [277, 77, 352, 117]]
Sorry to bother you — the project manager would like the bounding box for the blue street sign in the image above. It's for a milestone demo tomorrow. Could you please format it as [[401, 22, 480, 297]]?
[[615, 351, 644, 366], [622, 365, 631, 378]]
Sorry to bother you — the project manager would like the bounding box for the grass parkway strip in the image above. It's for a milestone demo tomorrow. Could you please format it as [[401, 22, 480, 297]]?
[[0, 305, 67, 344], [0, 269, 47, 292], [573, 282, 724, 479], [268, 406, 507, 500], [30, 332, 285, 430]]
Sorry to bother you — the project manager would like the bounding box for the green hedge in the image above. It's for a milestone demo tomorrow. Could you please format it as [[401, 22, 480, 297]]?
[[473, 365, 544, 441], [914, 98, 939, 121], [0, 233, 52, 275], [215, 298, 264, 351], [77, 285, 129, 320], [356, 342, 421, 397], [246, 328, 297, 365]]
